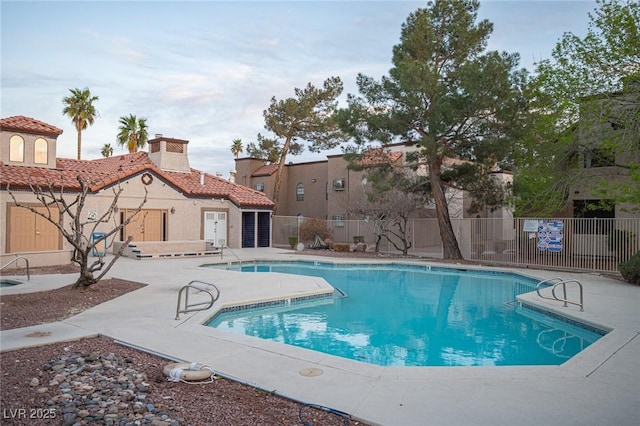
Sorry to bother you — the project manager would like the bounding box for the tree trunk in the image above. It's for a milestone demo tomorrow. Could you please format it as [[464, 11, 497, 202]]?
[[271, 135, 293, 215], [429, 157, 464, 260], [74, 267, 97, 288], [77, 128, 82, 160]]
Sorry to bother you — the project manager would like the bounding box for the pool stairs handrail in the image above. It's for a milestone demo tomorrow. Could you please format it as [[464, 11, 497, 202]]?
[[1, 256, 30, 281], [222, 246, 242, 266], [536, 277, 584, 312], [175, 280, 220, 320]]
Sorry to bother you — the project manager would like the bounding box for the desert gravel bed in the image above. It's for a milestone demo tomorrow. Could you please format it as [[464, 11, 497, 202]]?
[[0, 265, 366, 425], [1, 336, 358, 426]]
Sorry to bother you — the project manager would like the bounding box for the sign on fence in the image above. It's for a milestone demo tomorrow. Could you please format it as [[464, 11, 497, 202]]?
[[537, 220, 564, 252]]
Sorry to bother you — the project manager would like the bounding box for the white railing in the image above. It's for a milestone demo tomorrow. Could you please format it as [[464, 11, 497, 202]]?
[[272, 216, 640, 273]]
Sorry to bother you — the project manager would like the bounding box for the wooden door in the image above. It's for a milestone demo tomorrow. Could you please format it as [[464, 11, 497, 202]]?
[[125, 210, 145, 242], [143, 210, 163, 241], [8, 206, 59, 252], [124, 209, 164, 242], [34, 207, 59, 250]]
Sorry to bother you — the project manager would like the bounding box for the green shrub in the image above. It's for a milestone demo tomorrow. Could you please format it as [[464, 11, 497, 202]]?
[[619, 250, 640, 285], [299, 218, 332, 243], [288, 236, 298, 249]]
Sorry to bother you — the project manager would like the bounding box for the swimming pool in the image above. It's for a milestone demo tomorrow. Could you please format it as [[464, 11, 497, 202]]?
[[0, 279, 22, 287], [205, 261, 604, 367]]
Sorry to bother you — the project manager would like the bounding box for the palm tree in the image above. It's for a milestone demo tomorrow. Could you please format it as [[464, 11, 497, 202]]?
[[62, 88, 99, 160], [231, 138, 243, 159], [101, 143, 113, 158], [117, 114, 148, 153]]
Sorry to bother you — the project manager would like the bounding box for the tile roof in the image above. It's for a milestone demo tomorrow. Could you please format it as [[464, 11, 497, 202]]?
[[1, 152, 274, 209], [357, 148, 403, 166], [0, 116, 63, 137], [252, 163, 279, 177]]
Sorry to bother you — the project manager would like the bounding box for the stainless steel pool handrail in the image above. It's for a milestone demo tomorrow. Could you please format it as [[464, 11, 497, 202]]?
[[222, 246, 242, 265], [536, 277, 584, 311], [175, 280, 220, 320], [1, 256, 30, 281]]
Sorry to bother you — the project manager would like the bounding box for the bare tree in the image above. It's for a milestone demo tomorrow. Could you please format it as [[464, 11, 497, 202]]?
[[8, 174, 147, 288], [346, 169, 429, 256]]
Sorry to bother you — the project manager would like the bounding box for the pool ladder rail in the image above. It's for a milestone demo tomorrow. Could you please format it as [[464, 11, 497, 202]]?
[[217, 245, 242, 267], [536, 277, 584, 312], [175, 280, 220, 320], [0, 256, 30, 281]]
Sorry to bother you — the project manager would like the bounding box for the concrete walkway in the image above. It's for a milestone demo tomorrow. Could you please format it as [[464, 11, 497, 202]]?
[[1, 248, 638, 425]]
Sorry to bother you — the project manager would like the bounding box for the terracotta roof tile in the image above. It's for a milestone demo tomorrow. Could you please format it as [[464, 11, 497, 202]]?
[[0, 116, 63, 137], [1, 152, 274, 209], [357, 148, 403, 166], [252, 164, 279, 177]]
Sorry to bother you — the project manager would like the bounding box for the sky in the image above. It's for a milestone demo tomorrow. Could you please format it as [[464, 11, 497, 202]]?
[[1, 0, 597, 177]]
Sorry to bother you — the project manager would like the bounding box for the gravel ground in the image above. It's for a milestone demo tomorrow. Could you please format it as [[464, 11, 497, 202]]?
[[0, 264, 367, 426]]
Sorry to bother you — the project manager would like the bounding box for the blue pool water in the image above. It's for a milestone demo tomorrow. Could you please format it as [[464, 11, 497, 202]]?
[[0, 279, 22, 287], [205, 262, 604, 367]]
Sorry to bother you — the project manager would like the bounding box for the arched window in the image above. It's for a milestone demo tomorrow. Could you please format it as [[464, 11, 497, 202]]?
[[34, 138, 48, 164], [296, 183, 304, 201], [9, 135, 24, 162]]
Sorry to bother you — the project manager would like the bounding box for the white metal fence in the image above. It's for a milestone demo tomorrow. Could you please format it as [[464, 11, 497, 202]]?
[[273, 216, 640, 273]]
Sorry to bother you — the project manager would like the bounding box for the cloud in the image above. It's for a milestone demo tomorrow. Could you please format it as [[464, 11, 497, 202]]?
[[259, 38, 279, 47], [111, 37, 147, 64], [1, 0, 597, 178]]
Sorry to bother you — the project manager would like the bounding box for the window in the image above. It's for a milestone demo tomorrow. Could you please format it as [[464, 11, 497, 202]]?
[[573, 199, 614, 234], [254, 183, 265, 192], [9, 135, 24, 162], [296, 183, 304, 201], [332, 214, 345, 227], [333, 178, 345, 191], [34, 138, 48, 164]]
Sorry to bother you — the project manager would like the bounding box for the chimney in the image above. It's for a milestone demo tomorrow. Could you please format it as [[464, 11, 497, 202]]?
[[200, 172, 205, 186], [147, 135, 191, 173]]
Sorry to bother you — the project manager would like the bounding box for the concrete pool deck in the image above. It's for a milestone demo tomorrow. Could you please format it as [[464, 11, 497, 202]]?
[[1, 248, 638, 425]]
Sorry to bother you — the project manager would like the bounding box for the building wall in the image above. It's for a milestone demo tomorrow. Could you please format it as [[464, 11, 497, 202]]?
[[235, 158, 269, 188], [0, 173, 248, 257], [327, 155, 366, 221], [569, 88, 640, 219], [0, 131, 57, 169], [283, 161, 328, 218], [236, 147, 517, 222]]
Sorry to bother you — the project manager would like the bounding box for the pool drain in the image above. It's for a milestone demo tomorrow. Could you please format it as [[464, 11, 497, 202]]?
[[299, 368, 323, 377]]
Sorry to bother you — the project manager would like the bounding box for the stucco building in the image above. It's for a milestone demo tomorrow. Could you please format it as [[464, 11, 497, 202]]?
[[1, 116, 274, 268], [568, 79, 640, 221], [235, 142, 513, 223]]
